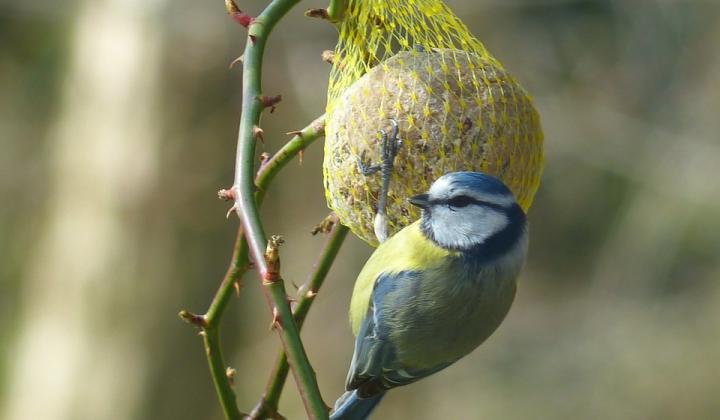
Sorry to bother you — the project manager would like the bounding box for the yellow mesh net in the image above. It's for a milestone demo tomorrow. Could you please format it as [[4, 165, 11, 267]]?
[[324, 0, 544, 246]]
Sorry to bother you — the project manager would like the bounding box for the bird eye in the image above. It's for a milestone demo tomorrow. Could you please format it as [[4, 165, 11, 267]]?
[[447, 196, 473, 208]]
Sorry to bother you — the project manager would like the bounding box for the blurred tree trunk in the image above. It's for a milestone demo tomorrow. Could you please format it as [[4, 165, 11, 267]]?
[[2, 0, 166, 418]]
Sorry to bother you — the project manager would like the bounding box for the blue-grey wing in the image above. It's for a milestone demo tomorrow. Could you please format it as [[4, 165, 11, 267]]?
[[345, 271, 452, 398]]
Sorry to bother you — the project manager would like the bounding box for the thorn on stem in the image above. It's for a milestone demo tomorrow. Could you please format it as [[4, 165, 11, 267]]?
[[285, 130, 303, 137], [295, 283, 307, 296], [226, 367, 237, 385], [270, 306, 282, 330], [229, 55, 244, 68], [298, 150, 304, 165], [253, 125, 265, 143], [305, 8, 330, 20], [258, 94, 282, 112], [233, 280, 241, 296], [225, 0, 255, 28], [226, 204, 239, 219], [178, 310, 208, 328]]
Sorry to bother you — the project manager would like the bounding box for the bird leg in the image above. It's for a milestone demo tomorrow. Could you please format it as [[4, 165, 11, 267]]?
[[358, 119, 402, 243]]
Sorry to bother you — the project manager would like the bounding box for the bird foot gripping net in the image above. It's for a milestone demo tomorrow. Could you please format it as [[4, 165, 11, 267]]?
[[323, 0, 544, 246]]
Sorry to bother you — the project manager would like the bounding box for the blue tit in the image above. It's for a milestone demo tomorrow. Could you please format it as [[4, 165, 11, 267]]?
[[330, 171, 528, 420]]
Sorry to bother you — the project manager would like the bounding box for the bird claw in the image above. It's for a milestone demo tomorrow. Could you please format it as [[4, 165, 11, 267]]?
[[380, 119, 403, 166], [358, 119, 403, 243], [357, 159, 381, 176], [358, 119, 403, 177]]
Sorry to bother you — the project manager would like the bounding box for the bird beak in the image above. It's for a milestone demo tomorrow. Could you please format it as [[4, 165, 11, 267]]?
[[408, 194, 430, 209]]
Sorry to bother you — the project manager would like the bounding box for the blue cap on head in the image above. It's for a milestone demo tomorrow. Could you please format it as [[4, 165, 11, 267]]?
[[424, 172, 517, 208], [435, 171, 512, 196]]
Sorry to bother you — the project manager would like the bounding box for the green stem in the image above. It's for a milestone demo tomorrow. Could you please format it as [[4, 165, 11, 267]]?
[[181, 2, 328, 419], [326, 0, 346, 22], [203, 328, 242, 420], [206, 229, 250, 330], [196, 228, 248, 420], [251, 221, 349, 419], [197, 115, 325, 419], [233, 1, 328, 417], [206, 115, 326, 328]]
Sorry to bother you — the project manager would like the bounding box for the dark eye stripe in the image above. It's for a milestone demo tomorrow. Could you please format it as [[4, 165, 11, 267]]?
[[429, 195, 508, 211], [447, 196, 474, 208]]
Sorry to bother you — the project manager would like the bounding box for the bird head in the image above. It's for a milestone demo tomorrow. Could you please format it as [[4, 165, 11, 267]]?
[[409, 172, 526, 252]]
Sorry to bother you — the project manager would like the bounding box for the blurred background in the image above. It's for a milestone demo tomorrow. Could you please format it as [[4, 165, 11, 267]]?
[[1, 0, 719, 419]]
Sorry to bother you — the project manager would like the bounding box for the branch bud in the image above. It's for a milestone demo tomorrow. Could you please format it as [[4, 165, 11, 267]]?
[[321, 50, 335, 64], [305, 8, 329, 20], [178, 310, 208, 328], [263, 235, 284, 282], [225, 0, 255, 28], [311, 213, 338, 235], [259, 152, 271, 167], [258, 94, 282, 112], [218, 188, 236, 201]]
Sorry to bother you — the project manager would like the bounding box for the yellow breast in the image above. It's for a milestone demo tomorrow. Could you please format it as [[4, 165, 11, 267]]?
[[349, 221, 458, 335]]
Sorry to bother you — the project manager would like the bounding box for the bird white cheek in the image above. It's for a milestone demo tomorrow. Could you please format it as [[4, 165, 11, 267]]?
[[430, 207, 508, 250]]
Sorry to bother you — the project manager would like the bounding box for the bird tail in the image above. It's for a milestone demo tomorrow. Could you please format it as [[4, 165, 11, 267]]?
[[329, 390, 385, 420]]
